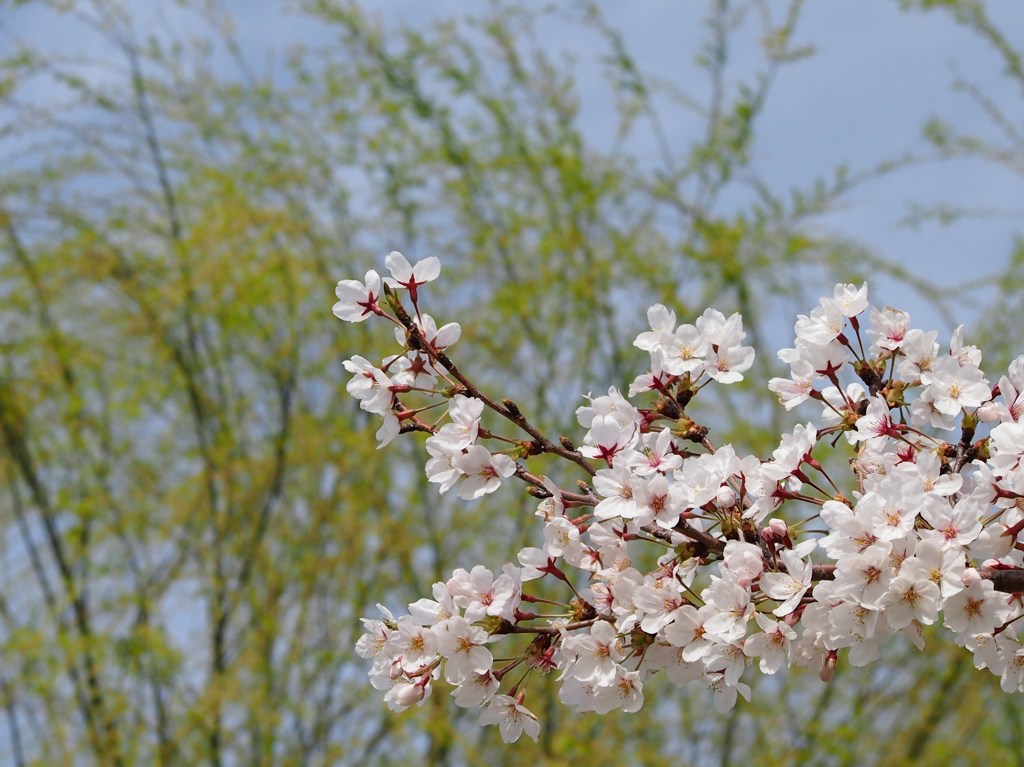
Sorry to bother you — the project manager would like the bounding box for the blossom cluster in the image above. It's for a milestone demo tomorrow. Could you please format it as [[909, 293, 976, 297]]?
[[336, 253, 1024, 743]]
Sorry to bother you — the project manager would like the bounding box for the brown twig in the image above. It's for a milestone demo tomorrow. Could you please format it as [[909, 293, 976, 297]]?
[[387, 288, 597, 477]]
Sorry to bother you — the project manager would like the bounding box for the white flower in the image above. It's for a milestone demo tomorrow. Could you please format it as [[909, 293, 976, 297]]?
[[558, 676, 601, 712], [895, 329, 939, 380], [453, 446, 516, 500], [385, 616, 439, 673], [705, 674, 751, 713], [534, 476, 566, 520], [779, 337, 850, 374], [832, 282, 869, 317], [705, 343, 755, 384], [761, 423, 817, 483], [899, 539, 964, 599], [452, 671, 500, 708], [632, 576, 685, 633], [880, 573, 940, 630], [478, 696, 541, 743], [828, 601, 886, 667], [833, 547, 892, 608], [425, 441, 461, 494], [635, 473, 685, 529], [375, 413, 400, 449], [560, 621, 624, 685], [999, 644, 1024, 694], [590, 668, 645, 714], [576, 387, 641, 431], [794, 298, 846, 346], [516, 546, 552, 581], [579, 413, 638, 463], [408, 582, 457, 626], [436, 616, 492, 684], [383, 251, 441, 302], [662, 604, 716, 661], [990, 414, 1024, 478], [919, 495, 983, 549], [626, 428, 682, 477], [919, 356, 991, 416], [660, 323, 707, 376], [858, 483, 917, 543], [942, 574, 1007, 636], [819, 499, 880, 559], [643, 642, 704, 687], [394, 311, 460, 351], [950, 324, 982, 367], [696, 308, 745, 348], [896, 450, 962, 497], [702, 572, 753, 642], [703, 641, 748, 686], [677, 454, 725, 508], [428, 395, 484, 452], [851, 396, 898, 449], [355, 604, 395, 660], [593, 465, 639, 520], [447, 565, 520, 622], [820, 382, 867, 442], [769, 359, 816, 410], [760, 548, 813, 616], [333, 270, 383, 322], [343, 356, 393, 416], [743, 613, 797, 674], [543, 516, 581, 558], [978, 356, 1024, 423], [634, 304, 677, 353], [868, 306, 909, 353]]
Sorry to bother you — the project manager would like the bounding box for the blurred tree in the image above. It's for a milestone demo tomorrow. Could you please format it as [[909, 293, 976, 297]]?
[[899, 0, 1024, 373], [0, 0, 1019, 765]]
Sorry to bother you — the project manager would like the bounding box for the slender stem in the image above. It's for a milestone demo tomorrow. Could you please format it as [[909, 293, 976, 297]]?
[[388, 289, 598, 476]]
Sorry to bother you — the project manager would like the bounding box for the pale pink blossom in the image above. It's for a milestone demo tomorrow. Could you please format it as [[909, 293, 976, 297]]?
[[333, 270, 383, 322], [478, 696, 541, 743]]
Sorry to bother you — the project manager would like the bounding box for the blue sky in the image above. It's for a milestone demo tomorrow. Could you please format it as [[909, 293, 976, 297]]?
[[5, 0, 1023, 338], [355, 1, 1024, 334]]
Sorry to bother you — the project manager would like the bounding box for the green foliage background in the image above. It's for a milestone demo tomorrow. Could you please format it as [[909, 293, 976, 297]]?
[[0, 0, 1022, 764]]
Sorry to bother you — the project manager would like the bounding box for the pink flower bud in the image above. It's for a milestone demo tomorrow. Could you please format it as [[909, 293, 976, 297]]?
[[962, 567, 983, 587], [819, 651, 837, 683], [392, 681, 426, 708], [388, 659, 405, 681], [769, 518, 789, 538]]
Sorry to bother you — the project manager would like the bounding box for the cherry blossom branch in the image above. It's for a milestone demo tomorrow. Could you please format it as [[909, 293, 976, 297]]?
[[339, 255, 1024, 743], [386, 286, 598, 477]]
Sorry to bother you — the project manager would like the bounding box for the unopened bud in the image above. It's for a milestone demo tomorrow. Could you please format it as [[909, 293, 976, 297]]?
[[388, 659, 404, 681], [716, 486, 737, 508], [392, 681, 425, 707], [962, 567, 983, 587], [820, 650, 838, 683], [769, 517, 794, 548]]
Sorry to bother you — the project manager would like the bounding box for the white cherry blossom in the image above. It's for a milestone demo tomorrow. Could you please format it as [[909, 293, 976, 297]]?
[[333, 270, 383, 322], [479, 696, 541, 743], [340, 261, 1024, 738]]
